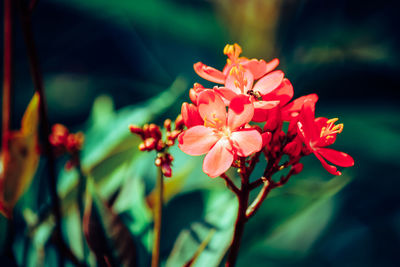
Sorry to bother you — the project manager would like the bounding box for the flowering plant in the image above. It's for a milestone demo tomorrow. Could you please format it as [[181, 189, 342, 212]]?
[[130, 43, 354, 266]]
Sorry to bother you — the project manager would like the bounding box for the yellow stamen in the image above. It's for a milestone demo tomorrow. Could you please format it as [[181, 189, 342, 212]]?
[[223, 43, 243, 61], [320, 117, 344, 139]]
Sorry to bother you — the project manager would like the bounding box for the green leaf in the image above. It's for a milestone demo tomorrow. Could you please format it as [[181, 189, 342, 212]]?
[[237, 174, 352, 264], [166, 190, 237, 267], [83, 178, 139, 266]]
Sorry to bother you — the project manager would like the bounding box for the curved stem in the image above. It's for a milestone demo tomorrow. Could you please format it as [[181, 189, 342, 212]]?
[[246, 179, 272, 219], [17, 1, 64, 266], [220, 173, 240, 196], [2, 0, 12, 153], [151, 167, 164, 267], [225, 172, 250, 267]]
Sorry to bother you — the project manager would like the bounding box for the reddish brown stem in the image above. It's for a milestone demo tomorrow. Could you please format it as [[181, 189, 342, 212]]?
[[151, 166, 164, 267], [246, 179, 272, 219], [2, 0, 13, 155], [16, 1, 64, 266], [220, 173, 240, 196], [225, 180, 249, 267]]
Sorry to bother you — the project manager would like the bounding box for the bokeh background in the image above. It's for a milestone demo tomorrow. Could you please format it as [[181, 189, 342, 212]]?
[[1, 0, 400, 266]]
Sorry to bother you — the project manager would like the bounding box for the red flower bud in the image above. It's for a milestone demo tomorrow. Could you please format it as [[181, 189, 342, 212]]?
[[144, 137, 156, 150], [164, 119, 172, 132], [161, 163, 172, 177], [129, 125, 143, 137], [262, 132, 272, 147], [175, 114, 185, 130], [292, 163, 303, 175], [149, 124, 162, 140], [283, 140, 301, 158]]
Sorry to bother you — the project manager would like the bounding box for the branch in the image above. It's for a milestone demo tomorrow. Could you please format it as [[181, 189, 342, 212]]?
[[220, 173, 240, 196], [2, 0, 13, 155], [246, 179, 272, 219], [17, 1, 64, 266], [151, 166, 164, 267]]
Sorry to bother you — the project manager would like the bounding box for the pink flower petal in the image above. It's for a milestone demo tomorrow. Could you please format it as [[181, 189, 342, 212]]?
[[225, 68, 254, 94], [241, 58, 279, 79], [317, 147, 354, 167], [181, 102, 203, 128], [214, 86, 240, 104], [227, 94, 254, 130], [281, 94, 318, 121], [197, 90, 227, 127], [178, 126, 220, 156], [230, 128, 262, 157], [253, 70, 284, 95], [262, 78, 294, 107], [297, 100, 318, 143], [193, 62, 225, 84], [252, 100, 280, 122], [203, 138, 234, 178], [314, 151, 341, 175]]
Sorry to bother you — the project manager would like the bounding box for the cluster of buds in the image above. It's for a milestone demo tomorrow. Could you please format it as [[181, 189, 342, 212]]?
[[49, 124, 84, 169], [129, 115, 184, 177]]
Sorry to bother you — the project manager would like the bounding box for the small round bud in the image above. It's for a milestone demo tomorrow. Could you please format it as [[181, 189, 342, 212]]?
[[164, 119, 172, 132], [292, 163, 303, 175], [175, 114, 185, 130], [144, 138, 157, 150]]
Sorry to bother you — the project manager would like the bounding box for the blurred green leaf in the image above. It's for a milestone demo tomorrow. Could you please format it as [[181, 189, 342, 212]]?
[[52, 0, 226, 46], [166, 190, 237, 267], [237, 174, 352, 264], [83, 178, 138, 266]]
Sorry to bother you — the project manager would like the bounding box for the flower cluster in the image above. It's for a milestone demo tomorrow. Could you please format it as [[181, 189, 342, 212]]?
[[49, 124, 84, 169], [178, 43, 354, 178], [129, 115, 184, 177]]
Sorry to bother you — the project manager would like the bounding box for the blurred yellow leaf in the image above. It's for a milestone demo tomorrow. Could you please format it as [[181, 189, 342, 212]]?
[[0, 93, 40, 218]]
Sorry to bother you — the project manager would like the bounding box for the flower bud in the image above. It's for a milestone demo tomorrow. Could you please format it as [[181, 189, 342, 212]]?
[[189, 89, 197, 104], [149, 124, 162, 140], [283, 140, 301, 158], [161, 163, 172, 177], [287, 119, 298, 139], [292, 163, 303, 175], [175, 114, 185, 130], [262, 132, 272, 147], [181, 102, 203, 128], [155, 157, 162, 166], [138, 142, 146, 151], [144, 137, 156, 150], [164, 119, 172, 132]]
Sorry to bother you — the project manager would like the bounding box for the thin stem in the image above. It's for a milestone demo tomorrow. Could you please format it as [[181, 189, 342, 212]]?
[[76, 155, 88, 261], [16, 1, 64, 266], [2, 0, 12, 157], [246, 179, 271, 219], [225, 178, 249, 267], [151, 167, 164, 267], [220, 173, 240, 196]]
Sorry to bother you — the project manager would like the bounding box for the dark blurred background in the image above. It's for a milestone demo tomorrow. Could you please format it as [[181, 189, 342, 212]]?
[[1, 0, 400, 266]]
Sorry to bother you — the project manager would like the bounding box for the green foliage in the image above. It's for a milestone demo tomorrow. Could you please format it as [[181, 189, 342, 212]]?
[[10, 76, 362, 266], [52, 0, 227, 46]]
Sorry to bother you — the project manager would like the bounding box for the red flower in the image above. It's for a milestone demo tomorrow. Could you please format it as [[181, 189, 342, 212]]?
[[178, 90, 262, 178], [297, 101, 354, 175], [193, 43, 279, 85]]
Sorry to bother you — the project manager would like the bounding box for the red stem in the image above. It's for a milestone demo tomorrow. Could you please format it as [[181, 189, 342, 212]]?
[[225, 180, 249, 267], [16, 1, 64, 266], [2, 0, 12, 155]]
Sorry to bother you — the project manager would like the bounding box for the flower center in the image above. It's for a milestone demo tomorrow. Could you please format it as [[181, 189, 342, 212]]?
[[204, 112, 224, 130], [320, 118, 343, 140], [229, 65, 248, 94]]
